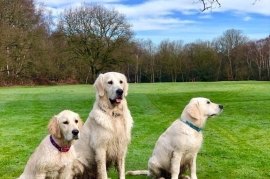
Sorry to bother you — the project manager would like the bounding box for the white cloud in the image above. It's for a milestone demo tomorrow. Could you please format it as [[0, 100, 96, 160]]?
[[132, 17, 196, 31], [244, 16, 252, 21], [199, 15, 212, 19], [109, 0, 197, 18], [213, 0, 270, 15], [39, 0, 120, 7], [37, 0, 270, 43], [39, 0, 270, 16]]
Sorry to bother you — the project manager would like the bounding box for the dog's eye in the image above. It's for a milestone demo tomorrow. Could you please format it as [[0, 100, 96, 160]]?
[[108, 81, 113, 85], [120, 80, 123, 84], [207, 101, 210, 104], [63, 121, 69, 125], [75, 119, 78, 123]]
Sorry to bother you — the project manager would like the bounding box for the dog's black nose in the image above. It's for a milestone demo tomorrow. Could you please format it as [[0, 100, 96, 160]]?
[[219, 105, 223, 109], [116, 89, 123, 96], [72, 129, 79, 136]]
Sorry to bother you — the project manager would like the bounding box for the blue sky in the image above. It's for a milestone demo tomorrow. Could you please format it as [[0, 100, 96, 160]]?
[[39, 0, 270, 44]]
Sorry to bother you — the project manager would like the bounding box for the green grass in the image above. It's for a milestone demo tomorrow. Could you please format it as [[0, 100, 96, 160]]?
[[1, 81, 270, 179]]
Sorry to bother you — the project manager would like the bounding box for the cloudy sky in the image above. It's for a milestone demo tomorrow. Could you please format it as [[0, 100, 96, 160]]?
[[38, 0, 270, 44]]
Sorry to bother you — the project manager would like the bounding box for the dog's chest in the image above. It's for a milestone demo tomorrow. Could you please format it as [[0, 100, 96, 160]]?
[[91, 109, 130, 139], [89, 105, 132, 154], [179, 133, 202, 163], [109, 114, 129, 140], [43, 152, 75, 178], [105, 112, 127, 131]]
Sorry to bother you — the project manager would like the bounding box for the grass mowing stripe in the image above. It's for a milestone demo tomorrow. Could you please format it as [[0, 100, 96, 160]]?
[[1, 81, 270, 179]]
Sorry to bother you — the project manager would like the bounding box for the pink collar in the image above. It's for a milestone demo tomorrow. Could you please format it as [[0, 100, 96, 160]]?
[[50, 135, 70, 152]]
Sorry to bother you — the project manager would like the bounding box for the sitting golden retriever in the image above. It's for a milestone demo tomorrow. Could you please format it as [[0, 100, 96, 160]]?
[[73, 72, 133, 179], [18, 110, 83, 179], [126, 97, 223, 179]]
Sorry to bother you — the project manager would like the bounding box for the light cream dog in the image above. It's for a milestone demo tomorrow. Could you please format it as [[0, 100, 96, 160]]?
[[126, 97, 223, 179], [74, 72, 133, 179], [18, 110, 83, 179]]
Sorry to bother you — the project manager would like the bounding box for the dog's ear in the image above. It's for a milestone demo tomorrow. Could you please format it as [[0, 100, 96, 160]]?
[[187, 102, 201, 120], [94, 73, 104, 96], [48, 115, 61, 138], [78, 117, 84, 131]]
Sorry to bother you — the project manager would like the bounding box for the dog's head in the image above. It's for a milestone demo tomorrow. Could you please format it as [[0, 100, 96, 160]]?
[[48, 110, 83, 141], [186, 97, 223, 120], [94, 72, 128, 105]]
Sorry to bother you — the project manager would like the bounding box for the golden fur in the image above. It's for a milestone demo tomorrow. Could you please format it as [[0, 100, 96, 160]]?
[[126, 97, 223, 179], [18, 110, 83, 179], [73, 72, 133, 179]]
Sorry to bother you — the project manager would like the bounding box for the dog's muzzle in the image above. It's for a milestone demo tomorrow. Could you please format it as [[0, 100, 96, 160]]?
[[219, 104, 223, 110], [210, 104, 223, 117], [109, 89, 123, 104], [72, 129, 79, 139]]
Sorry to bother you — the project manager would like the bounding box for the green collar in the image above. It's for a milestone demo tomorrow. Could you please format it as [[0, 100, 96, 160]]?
[[180, 119, 202, 132]]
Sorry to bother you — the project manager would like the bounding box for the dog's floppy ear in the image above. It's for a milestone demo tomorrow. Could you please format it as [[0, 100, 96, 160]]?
[[187, 102, 201, 120], [94, 73, 104, 96], [78, 117, 84, 131], [48, 115, 61, 138]]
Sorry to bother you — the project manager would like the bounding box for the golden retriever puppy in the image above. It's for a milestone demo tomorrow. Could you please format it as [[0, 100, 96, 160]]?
[[126, 97, 223, 179], [73, 72, 133, 179], [18, 110, 83, 179]]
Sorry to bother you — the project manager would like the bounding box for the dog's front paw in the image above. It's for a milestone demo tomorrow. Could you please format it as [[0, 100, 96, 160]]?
[[180, 176, 190, 179]]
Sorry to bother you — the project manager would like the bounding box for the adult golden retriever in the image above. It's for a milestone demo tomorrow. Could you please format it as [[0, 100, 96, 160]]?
[[126, 97, 223, 179], [18, 110, 83, 179], [74, 72, 133, 179]]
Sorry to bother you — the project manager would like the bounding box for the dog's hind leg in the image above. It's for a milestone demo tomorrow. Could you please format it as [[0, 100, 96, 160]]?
[[148, 158, 164, 179]]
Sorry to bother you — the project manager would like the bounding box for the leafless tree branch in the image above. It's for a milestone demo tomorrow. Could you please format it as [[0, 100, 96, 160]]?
[[197, 0, 260, 12], [196, 0, 221, 12], [252, 0, 260, 5]]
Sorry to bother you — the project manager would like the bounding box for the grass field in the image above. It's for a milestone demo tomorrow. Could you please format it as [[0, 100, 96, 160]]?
[[0, 81, 270, 179]]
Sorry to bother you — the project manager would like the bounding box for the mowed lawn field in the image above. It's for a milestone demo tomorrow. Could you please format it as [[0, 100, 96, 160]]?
[[0, 81, 270, 179]]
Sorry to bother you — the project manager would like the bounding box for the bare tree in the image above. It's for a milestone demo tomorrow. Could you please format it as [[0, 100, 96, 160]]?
[[245, 38, 270, 80], [268, 35, 270, 80], [0, 0, 52, 84], [214, 29, 248, 80], [129, 39, 145, 83], [157, 40, 184, 82], [58, 4, 133, 83], [141, 39, 156, 82], [183, 40, 219, 81]]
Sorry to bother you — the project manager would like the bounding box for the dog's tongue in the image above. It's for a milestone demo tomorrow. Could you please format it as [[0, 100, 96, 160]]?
[[116, 98, 122, 103]]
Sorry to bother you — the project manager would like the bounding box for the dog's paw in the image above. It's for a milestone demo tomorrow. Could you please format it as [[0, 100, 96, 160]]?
[[180, 176, 190, 179]]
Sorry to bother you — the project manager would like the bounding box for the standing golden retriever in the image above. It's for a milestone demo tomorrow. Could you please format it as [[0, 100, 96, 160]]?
[[126, 97, 223, 179], [18, 110, 83, 179], [73, 72, 133, 179]]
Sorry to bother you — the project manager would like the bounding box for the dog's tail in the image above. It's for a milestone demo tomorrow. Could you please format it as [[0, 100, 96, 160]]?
[[126, 170, 149, 176]]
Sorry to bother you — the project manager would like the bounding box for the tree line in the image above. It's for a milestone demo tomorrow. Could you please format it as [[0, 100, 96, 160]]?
[[0, 0, 269, 85]]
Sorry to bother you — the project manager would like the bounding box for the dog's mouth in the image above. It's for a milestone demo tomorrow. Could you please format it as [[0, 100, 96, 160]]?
[[71, 129, 79, 140], [210, 110, 223, 117], [109, 97, 122, 104]]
